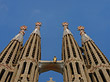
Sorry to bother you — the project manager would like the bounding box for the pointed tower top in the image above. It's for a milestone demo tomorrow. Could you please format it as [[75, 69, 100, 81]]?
[[35, 22, 42, 30], [19, 25, 27, 35], [62, 22, 72, 37], [20, 25, 27, 30], [31, 22, 42, 37], [78, 26, 92, 44], [62, 22, 69, 30], [11, 25, 27, 42], [78, 26, 85, 36]]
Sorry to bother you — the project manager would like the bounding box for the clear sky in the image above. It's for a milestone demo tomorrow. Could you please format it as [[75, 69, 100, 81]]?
[[0, 0, 110, 82]]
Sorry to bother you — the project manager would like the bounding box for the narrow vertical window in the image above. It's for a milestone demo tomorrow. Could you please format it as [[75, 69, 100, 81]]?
[[106, 69, 110, 77], [21, 62, 27, 74], [87, 42, 98, 65], [76, 62, 81, 74], [94, 72, 99, 82], [69, 63, 74, 75], [0, 69, 5, 80], [99, 69, 107, 82], [89, 73, 94, 82], [65, 66, 69, 81], [66, 36, 70, 59], [28, 63, 33, 74]]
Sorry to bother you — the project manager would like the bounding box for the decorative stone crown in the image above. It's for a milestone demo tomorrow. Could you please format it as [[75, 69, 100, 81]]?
[[78, 26, 85, 31], [35, 22, 42, 26], [62, 22, 69, 27]]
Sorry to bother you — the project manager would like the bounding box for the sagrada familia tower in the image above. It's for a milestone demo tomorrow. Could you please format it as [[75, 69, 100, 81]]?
[[0, 22, 110, 82]]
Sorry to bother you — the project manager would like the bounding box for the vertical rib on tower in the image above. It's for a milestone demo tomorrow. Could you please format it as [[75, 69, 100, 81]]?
[[62, 22, 89, 82], [78, 26, 110, 82], [0, 25, 27, 82], [12, 22, 41, 82]]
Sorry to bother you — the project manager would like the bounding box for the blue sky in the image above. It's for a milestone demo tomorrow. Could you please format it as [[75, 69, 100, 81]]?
[[0, 0, 110, 82]]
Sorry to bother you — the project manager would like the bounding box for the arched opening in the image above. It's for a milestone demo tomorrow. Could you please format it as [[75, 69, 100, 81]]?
[[39, 71, 63, 82]]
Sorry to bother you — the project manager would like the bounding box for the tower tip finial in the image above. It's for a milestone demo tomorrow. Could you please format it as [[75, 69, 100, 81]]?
[[19, 25, 27, 36], [35, 22, 42, 26], [78, 26, 85, 31], [62, 22, 69, 30], [35, 22, 42, 30], [62, 22, 69, 27], [20, 25, 27, 30], [77, 26, 85, 36]]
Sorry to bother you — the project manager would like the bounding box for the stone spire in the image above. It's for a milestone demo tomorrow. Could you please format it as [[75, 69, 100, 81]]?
[[0, 25, 27, 82], [78, 26, 110, 82], [62, 22, 72, 37], [12, 25, 27, 42], [78, 26, 92, 44], [12, 22, 42, 82], [62, 23, 90, 82]]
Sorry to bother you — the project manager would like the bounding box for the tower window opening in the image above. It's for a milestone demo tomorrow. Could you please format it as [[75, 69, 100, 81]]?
[[21, 62, 27, 74], [76, 62, 81, 74], [65, 66, 69, 81], [89, 73, 94, 82], [0, 69, 5, 80], [69, 63, 74, 75], [28, 63, 33, 74], [9, 72, 13, 82], [69, 36, 76, 58], [106, 69, 110, 77], [66, 37, 70, 59], [12, 43, 20, 65], [26, 34, 34, 57], [93, 72, 99, 82], [5, 72, 10, 82], [0, 42, 14, 63], [32, 37, 37, 58], [85, 45, 92, 65], [63, 45, 66, 61], [5, 72, 13, 82], [99, 69, 107, 82], [91, 41, 105, 64], [20, 39, 29, 59], [37, 48, 39, 61], [6, 41, 18, 64], [87, 42, 98, 65], [72, 36, 82, 59]]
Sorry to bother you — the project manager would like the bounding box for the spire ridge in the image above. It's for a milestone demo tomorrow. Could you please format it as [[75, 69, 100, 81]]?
[[11, 25, 27, 42]]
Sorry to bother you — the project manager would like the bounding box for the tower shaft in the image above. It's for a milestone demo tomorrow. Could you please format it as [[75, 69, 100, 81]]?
[[0, 26, 27, 82], [62, 22, 90, 82], [12, 22, 41, 82], [78, 26, 110, 82]]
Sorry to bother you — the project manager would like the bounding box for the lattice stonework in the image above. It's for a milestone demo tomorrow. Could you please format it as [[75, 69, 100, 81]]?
[[0, 23, 109, 82]]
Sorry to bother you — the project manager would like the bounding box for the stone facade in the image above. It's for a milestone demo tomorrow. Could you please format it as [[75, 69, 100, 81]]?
[[0, 22, 110, 82]]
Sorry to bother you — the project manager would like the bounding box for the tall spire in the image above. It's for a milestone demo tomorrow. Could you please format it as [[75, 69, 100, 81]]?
[[0, 25, 27, 82], [62, 22, 72, 37], [78, 26, 110, 82], [78, 26, 92, 44], [12, 25, 27, 42], [62, 22, 90, 82], [12, 22, 42, 82]]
